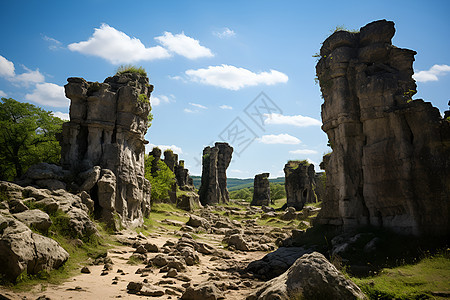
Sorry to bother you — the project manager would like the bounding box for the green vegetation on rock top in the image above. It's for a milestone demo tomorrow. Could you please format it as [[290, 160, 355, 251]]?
[[115, 65, 147, 77]]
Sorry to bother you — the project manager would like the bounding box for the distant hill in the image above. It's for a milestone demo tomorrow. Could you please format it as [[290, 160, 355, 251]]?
[[191, 175, 284, 191]]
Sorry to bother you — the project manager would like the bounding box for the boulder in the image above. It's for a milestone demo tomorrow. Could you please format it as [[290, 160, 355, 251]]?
[[186, 215, 210, 230], [0, 216, 69, 281], [12, 209, 52, 233], [181, 282, 223, 300], [224, 234, 250, 251], [247, 252, 366, 300], [246, 247, 312, 279], [177, 192, 202, 211]]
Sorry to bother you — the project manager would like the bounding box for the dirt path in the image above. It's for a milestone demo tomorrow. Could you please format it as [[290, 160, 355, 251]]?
[[1, 229, 268, 300]]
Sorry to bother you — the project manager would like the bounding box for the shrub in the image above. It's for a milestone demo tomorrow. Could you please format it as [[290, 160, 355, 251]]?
[[115, 65, 147, 77]]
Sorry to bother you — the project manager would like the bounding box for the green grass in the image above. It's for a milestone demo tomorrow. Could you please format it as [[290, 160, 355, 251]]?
[[137, 203, 189, 235], [6, 220, 116, 291], [115, 64, 147, 77], [353, 251, 450, 300]]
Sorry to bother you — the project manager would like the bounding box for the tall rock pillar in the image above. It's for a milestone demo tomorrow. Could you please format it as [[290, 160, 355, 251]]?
[[60, 72, 153, 227], [199, 142, 233, 206]]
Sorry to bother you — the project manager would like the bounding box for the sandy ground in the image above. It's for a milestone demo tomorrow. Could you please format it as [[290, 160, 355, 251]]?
[[0, 229, 268, 300]]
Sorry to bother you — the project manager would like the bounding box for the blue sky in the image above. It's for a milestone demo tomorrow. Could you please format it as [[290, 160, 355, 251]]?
[[1, 0, 449, 178]]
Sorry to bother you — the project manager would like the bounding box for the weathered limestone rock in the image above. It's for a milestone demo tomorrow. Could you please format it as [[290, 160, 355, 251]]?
[[0, 214, 69, 281], [177, 192, 202, 211], [247, 252, 366, 300], [163, 149, 178, 172], [316, 20, 450, 236], [250, 173, 270, 206], [175, 160, 195, 191], [60, 73, 153, 227], [12, 209, 52, 233], [199, 142, 233, 206], [284, 161, 317, 210]]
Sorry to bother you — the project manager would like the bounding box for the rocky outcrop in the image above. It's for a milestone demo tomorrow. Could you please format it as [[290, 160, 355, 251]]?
[[163, 150, 178, 172], [316, 20, 450, 236], [175, 160, 195, 191], [60, 72, 153, 227], [0, 214, 69, 282], [177, 192, 201, 211], [284, 161, 317, 210], [199, 143, 233, 206], [250, 173, 270, 206], [247, 252, 366, 300]]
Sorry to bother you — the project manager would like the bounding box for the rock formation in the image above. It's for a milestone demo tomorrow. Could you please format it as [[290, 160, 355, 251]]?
[[316, 20, 450, 236], [247, 252, 366, 300], [284, 161, 317, 210], [60, 72, 153, 227], [163, 149, 177, 172], [175, 160, 195, 191], [198, 143, 233, 206], [0, 180, 99, 281], [250, 173, 270, 206]]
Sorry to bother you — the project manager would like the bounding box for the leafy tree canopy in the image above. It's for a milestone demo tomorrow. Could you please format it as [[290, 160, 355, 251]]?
[[144, 154, 176, 201], [0, 98, 64, 180]]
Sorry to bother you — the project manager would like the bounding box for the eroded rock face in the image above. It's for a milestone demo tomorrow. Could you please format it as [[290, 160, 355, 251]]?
[[60, 73, 153, 227], [247, 252, 366, 300], [199, 143, 233, 206], [316, 20, 450, 236], [251, 173, 270, 206], [284, 161, 317, 211]]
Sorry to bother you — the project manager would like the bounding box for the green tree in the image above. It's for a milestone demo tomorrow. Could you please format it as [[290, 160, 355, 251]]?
[[0, 98, 64, 180], [270, 183, 286, 200], [144, 154, 176, 201]]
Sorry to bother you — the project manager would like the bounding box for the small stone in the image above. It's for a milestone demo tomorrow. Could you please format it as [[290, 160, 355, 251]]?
[[167, 268, 178, 278], [101, 270, 109, 276], [81, 266, 91, 274]]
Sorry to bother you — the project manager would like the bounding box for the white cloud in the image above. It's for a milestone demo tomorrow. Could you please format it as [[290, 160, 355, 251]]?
[[43, 35, 62, 50], [413, 64, 450, 82], [0, 55, 15, 77], [184, 108, 197, 113], [147, 143, 183, 154], [68, 24, 171, 64], [189, 102, 207, 109], [229, 169, 244, 174], [219, 105, 233, 110], [12, 67, 45, 86], [155, 32, 213, 59], [151, 94, 172, 107], [185, 64, 288, 90], [0, 56, 45, 86], [264, 113, 322, 127], [52, 111, 69, 120], [25, 83, 69, 107], [257, 133, 301, 145], [0, 90, 6, 98], [289, 149, 318, 155], [214, 28, 236, 38]]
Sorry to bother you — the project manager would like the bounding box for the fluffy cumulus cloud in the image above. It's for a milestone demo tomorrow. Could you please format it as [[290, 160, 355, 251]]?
[[213, 28, 236, 38], [0, 55, 15, 77], [413, 64, 450, 82], [151, 94, 173, 107], [289, 149, 318, 155], [257, 133, 301, 144], [0, 55, 45, 87], [185, 64, 288, 90], [264, 113, 322, 127], [68, 24, 171, 64], [25, 83, 69, 107], [147, 143, 183, 154], [219, 105, 232, 110], [155, 32, 213, 59], [52, 111, 70, 120]]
